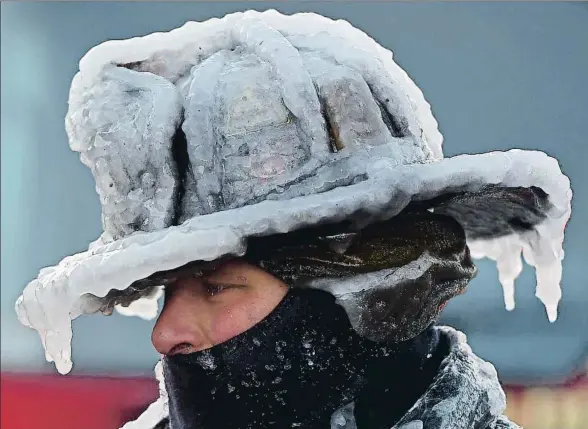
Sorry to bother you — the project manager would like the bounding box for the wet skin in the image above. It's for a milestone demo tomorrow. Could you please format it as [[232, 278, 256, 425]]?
[[152, 260, 288, 356]]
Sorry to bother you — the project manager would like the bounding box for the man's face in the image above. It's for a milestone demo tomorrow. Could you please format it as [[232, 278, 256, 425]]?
[[151, 260, 288, 355]]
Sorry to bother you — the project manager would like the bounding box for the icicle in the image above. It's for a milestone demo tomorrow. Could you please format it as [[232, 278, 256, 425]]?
[[43, 324, 73, 375], [521, 222, 564, 322], [495, 241, 524, 311], [469, 237, 518, 311], [535, 261, 562, 323], [468, 214, 565, 322]]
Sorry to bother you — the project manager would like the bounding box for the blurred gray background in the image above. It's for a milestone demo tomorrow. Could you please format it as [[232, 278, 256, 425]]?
[[1, 1, 587, 383]]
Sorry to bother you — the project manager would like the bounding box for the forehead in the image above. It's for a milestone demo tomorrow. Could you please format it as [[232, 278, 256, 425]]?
[[131, 261, 210, 292]]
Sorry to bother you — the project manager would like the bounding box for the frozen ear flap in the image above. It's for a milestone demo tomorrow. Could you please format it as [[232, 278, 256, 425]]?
[[243, 209, 476, 343], [244, 208, 471, 284], [306, 246, 476, 344], [427, 185, 551, 241], [426, 185, 564, 321]]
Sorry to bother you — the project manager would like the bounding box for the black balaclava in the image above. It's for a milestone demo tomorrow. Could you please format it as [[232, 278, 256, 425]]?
[[163, 288, 445, 429]]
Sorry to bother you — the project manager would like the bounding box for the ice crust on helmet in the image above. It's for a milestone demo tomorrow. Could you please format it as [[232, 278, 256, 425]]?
[[67, 10, 438, 239], [66, 68, 183, 242], [77, 10, 443, 160], [15, 148, 571, 374], [14, 11, 572, 374]]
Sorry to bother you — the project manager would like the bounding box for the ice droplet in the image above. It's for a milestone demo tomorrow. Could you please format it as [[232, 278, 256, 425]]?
[[196, 351, 217, 370], [333, 414, 346, 426]]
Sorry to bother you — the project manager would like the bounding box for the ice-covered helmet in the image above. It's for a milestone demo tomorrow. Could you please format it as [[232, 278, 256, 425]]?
[[16, 10, 571, 375]]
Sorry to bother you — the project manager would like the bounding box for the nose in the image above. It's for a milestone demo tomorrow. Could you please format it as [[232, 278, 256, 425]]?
[[151, 285, 212, 355]]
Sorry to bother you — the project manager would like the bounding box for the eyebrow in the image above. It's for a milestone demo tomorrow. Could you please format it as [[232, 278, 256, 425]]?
[[202, 279, 247, 289]]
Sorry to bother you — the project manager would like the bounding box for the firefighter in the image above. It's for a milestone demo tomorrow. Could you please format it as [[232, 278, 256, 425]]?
[[16, 10, 572, 429]]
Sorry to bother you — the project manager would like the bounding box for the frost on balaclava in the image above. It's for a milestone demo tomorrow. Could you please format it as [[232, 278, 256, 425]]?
[[163, 288, 444, 429], [139, 207, 476, 429]]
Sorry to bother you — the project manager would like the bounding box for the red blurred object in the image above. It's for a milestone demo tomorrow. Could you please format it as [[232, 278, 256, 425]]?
[[0, 373, 158, 429], [1, 372, 587, 429]]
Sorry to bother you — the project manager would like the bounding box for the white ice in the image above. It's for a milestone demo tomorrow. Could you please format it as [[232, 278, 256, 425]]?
[[15, 150, 571, 374], [14, 10, 572, 375], [115, 286, 163, 320]]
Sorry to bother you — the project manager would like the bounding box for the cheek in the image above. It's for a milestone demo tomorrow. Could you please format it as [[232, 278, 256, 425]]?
[[207, 298, 267, 345]]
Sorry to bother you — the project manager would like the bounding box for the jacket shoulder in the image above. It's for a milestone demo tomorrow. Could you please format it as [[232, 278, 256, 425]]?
[[392, 326, 516, 429]]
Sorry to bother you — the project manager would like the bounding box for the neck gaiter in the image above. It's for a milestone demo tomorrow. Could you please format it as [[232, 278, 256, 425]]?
[[163, 288, 442, 429]]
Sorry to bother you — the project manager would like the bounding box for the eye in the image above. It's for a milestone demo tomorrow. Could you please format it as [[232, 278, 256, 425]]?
[[203, 281, 228, 297]]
